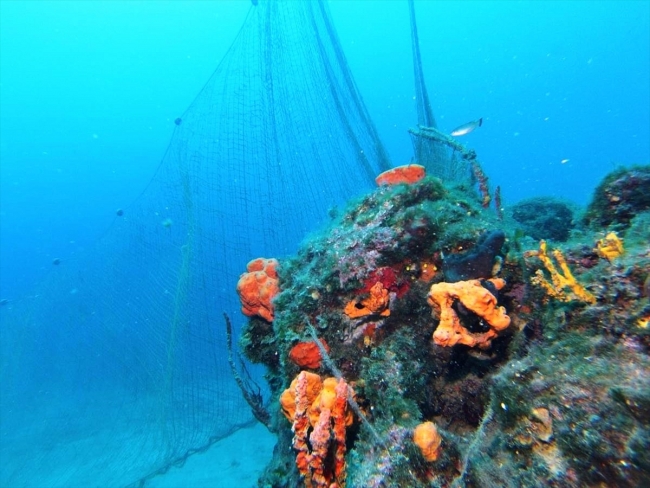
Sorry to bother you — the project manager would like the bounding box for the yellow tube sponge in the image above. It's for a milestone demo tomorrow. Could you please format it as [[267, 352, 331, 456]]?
[[595, 232, 624, 262], [526, 240, 596, 304]]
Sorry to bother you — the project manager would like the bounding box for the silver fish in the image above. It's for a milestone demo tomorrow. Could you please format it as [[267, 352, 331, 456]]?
[[450, 118, 483, 137]]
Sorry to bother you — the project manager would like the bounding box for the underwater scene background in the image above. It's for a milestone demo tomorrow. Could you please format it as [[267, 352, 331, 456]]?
[[2, 0, 649, 299], [0, 1, 649, 487]]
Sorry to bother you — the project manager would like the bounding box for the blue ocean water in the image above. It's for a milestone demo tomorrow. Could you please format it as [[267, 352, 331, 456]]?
[[0, 3, 648, 486], [1, 0, 648, 300]]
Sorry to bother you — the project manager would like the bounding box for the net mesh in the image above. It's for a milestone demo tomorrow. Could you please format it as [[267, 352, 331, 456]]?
[[407, 0, 455, 180], [0, 2, 391, 486]]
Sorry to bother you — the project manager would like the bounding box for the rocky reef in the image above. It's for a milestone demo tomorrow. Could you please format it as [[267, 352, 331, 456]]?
[[510, 197, 575, 242], [235, 167, 650, 488], [584, 165, 650, 229]]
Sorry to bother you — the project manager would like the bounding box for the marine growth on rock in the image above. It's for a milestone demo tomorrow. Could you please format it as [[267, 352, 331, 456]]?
[[234, 171, 650, 488]]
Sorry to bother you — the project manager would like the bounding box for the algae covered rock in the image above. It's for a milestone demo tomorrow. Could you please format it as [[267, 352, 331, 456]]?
[[511, 196, 575, 242], [584, 165, 650, 229], [443, 229, 505, 281], [237, 172, 650, 488]]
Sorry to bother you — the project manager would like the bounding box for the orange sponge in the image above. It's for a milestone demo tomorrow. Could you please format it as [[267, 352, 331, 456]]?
[[289, 339, 330, 369], [344, 281, 391, 319], [413, 421, 442, 462], [375, 164, 426, 186], [236, 257, 279, 322], [279, 370, 322, 422], [427, 279, 510, 349]]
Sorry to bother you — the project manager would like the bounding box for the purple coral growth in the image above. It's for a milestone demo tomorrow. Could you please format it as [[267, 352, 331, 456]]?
[[365, 425, 410, 487], [330, 225, 399, 287]]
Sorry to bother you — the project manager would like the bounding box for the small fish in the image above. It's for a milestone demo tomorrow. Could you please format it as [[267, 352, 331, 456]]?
[[450, 118, 483, 137]]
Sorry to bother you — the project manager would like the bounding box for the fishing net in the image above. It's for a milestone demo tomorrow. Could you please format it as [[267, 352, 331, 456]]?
[[0, 1, 391, 486], [406, 0, 453, 179]]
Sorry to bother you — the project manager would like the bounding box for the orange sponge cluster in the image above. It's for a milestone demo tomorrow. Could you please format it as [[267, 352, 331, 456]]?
[[280, 371, 353, 487], [236, 258, 280, 322], [280, 372, 354, 427], [427, 279, 510, 349]]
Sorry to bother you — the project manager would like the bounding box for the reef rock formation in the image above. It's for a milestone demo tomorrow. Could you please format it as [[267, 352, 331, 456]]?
[[511, 196, 575, 242], [235, 173, 650, 488], [443, 229, 505, 281], [584, 165, 650, 229]]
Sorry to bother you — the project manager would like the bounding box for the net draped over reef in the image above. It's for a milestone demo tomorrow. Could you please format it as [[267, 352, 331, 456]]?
[[0, 2, 396, 486]]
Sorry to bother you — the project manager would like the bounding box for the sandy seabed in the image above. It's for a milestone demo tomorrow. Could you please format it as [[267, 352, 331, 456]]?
[[0, 390, 276, 488], [149, 423, 275, 488]]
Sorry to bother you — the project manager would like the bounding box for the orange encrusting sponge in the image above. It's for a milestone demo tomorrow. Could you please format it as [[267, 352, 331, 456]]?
[[236, 257, 280, 322]]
